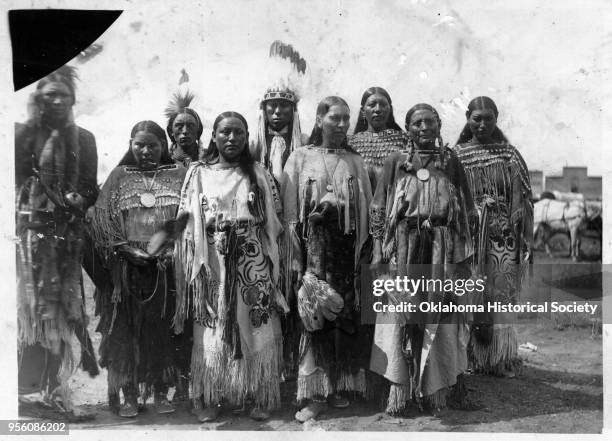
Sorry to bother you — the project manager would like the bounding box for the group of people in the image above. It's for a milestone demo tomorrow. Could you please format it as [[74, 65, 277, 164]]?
[[15, 66, 533, 424]]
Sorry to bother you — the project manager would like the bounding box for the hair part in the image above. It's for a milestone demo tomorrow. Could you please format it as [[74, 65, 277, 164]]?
[[456, 96, 508, 145], [204, 111, 266, 221], [118, 120, 173, 167], [404, 103, 446, 150], [308, 96, 357, 154], [353, 86, 403, 134], [204, 111, 250, 163]]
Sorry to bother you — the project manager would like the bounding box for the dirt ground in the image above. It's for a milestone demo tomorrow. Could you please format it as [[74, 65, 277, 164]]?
[[19, 251, 603, 432]]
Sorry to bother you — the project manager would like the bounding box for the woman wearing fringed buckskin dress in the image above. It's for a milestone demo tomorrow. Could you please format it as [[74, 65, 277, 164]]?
[[369, 103, 477, 415], [90, 121, 187, 417], [173, 111, 288, 423], [282, 96, 372, 422], [453, 96, 533, 378]]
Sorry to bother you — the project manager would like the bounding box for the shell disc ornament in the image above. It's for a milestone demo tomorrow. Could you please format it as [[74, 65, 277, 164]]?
[[416, 168, 430, 181], [140, 192, 156, 208]]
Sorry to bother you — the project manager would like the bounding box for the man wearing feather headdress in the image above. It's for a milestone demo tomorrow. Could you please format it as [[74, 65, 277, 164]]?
[[165, 89, 204, 167], [251, 41, 309, 185], [15, 66, 99, 416], [251, 42, 310, 382]]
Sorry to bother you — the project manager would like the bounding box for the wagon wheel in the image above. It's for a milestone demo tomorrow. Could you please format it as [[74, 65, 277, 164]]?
[[548, 232, 570, 257], [579, 229, 601, 261]]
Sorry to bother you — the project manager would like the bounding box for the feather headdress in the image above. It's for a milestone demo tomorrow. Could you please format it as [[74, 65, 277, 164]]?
[[262, 40, 307, 104], [253, 41, 308, 177]]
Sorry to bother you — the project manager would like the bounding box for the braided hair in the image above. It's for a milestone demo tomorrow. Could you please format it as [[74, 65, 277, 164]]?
[[404, 103, 446, 150]]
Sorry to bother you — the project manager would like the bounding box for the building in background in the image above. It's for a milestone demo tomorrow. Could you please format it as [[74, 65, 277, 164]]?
[[545, 166, 601, 200]]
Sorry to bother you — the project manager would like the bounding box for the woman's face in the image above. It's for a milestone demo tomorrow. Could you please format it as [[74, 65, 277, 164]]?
[[265, 99, 294, 132], [317, 104, 350, 147], [172, 113, 199, 148], [131, 131, 163, 170], [363, 93, 391, 132], [407, 109, 439, 148], [214, 117, 248, 162], [467, 108, 497, 143]]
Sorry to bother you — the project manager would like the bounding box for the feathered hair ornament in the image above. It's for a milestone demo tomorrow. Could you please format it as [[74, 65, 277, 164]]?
[[164, 88, 204, 141]]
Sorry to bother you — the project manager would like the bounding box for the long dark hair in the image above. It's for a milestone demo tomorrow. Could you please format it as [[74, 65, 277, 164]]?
[[456, 96, 509, 145], [205, 111, 265, 221], [118, 120, 173, 167], [353, 86, 402, 134], [308, 96, 357, 153]]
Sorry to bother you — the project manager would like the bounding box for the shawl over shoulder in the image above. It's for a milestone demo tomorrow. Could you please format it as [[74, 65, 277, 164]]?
[[453, 142, 533, 257]]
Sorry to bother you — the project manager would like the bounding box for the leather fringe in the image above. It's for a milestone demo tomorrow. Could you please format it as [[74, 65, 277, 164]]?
[[191, 337, 282, 410], [469, 325, 518, 373]]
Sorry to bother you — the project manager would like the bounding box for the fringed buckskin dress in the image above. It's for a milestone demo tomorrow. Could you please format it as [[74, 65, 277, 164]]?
[[90, 163, 187, 407], [173, 162, 288, 411], [281, 145, 372, 401], [369, 145, 475, 412], [453, 142, 533, 375]]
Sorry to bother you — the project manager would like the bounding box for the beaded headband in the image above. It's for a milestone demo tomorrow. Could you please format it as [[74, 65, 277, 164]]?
[[263, 89, 297, 103]]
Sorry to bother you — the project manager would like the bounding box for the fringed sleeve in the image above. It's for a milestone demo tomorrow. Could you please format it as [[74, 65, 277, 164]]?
[[280, 149, 305, 300], [88, 167, 129, 308], [173, 163, 213, 333], [446, 149, 475, 262], [509, 146, 534, 258], [372, 153, 399, 260], [352, 154, 373, 310], [89, 167, 127, 259]]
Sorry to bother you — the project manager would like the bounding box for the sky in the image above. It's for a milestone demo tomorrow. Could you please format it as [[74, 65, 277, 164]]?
[[6, 0, 612, 181]]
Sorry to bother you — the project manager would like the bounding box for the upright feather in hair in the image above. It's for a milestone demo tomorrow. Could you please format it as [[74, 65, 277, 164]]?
[[164, 89, 196, 119]]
